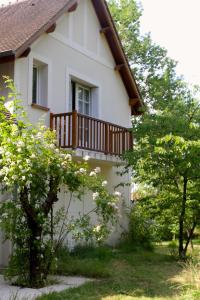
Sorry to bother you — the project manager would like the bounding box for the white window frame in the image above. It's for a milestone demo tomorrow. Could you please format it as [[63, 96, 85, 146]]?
[[76, 83, 92, 116], [32, 65, 39, 104], [66, 68, 101, 118], [28, 53, 52, 108]]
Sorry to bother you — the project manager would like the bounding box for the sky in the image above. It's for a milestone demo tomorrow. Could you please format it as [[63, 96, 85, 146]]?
[[0, 0, 199, 85], [139, 0, 200, 85]]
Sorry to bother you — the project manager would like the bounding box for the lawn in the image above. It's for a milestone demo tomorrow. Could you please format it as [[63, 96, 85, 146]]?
[[37, 243, 200, 300]]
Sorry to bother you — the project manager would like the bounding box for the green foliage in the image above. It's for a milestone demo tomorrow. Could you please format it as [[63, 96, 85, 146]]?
[[108, 0, 182, 109], [0, 78, 121, 287], [55, 245, 113, 278], [168, 240, 179, 258], [126, 203, 157, 250], [109, 0, 200, 258]]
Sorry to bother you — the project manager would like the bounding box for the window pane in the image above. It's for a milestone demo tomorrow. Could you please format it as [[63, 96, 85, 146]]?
[[84, 89, 90, 103], [78, 87, 83, 101], [79, 101, 83, 114], [85, 103, 90, 115], [32, 67, 37, 104]]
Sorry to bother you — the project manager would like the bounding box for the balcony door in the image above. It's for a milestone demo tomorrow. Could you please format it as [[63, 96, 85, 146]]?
[[74, 84, 91, 148], [76, 84, 91, 116]]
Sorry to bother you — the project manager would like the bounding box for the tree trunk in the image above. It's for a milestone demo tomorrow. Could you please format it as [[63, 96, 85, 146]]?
[[20, 188, 43, 287], [29, 226, 42, 287], [178, 177, 187, 259], [184, 222, 197, 255]]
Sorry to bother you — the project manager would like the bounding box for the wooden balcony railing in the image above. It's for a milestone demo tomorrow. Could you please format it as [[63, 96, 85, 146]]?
[[50, 111, 133, 156]]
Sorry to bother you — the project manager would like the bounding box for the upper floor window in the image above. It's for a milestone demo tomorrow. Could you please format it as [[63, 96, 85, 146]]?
[[76, 83, 91, 115], [70, 80, 98, 117], [32, 59, 48, 108]]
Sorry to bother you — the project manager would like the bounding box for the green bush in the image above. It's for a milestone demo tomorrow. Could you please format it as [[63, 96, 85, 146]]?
[[125, 204, 158, 250], [168, 240, 179, 258], [55, 245, 112, 278]]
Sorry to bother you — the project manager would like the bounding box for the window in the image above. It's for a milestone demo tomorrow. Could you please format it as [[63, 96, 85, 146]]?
[[32, 59, 48, 107], [76, 84, 91, 116], [32, 66, 38, 104], [71, 81, 91, 116]]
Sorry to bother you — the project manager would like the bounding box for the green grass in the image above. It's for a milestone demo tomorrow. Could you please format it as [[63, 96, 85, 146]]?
[[37, 243, 200, 300]]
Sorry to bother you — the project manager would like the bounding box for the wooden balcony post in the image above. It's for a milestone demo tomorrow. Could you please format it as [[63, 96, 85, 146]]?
[[129, 131, 133, 149], [104, 123, 108, 154], [50, 112, 54, 130], [72, 110, 77, 149]]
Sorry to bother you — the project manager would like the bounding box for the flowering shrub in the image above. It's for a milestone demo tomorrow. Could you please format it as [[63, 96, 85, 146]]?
[[0, 78, 121, 287]]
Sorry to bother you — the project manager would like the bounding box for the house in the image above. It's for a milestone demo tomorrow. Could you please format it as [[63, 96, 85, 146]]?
[[0, 0, 143, 266]]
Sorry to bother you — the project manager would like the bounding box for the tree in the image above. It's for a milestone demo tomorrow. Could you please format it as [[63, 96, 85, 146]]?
[[108, 0, 183, 109], [109, 0, 200, 258], [0, 78, 121, 287]]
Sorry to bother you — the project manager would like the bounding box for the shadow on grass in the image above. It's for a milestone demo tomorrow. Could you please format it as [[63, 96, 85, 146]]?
[[37, 245, 186, 300]]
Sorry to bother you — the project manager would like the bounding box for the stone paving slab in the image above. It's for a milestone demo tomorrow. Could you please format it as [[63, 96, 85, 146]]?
[[0, 275, 92, 300]]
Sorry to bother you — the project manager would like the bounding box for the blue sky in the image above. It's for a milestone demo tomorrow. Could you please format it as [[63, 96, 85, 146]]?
[[139, 0, 200, 85]]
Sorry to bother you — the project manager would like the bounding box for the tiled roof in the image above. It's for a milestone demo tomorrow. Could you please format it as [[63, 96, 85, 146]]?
[[0, 0, 144, 114], [0, 0, 73, 56]]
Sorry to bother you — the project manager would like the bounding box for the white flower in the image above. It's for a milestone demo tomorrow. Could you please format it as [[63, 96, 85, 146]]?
[[65, 154, 72, 161], [92, 192, 99, 200], [108, 202, 119, 210], [61, 161, 67, 167], [30, 153, 36, 159], [102, 180, 108, 187], [36, 132, 42, 138], [94, 167, 101, 174], [17, 141, 25, 147], [89, 171, 96, 177], [5, 151, 11, 157], [12, 175, 17, 180], [26, 181, 31, 187], [21, 216, 26, 223], [83, 155, 90, 161], [0, 147, 4, 154], [114, 191, 121, 197], [55, 149, 59, 153], [49, 144, 55, 149], [93, 224, 101, 233], [22, 176, 26, 181], [17, 148, 22, 153], [2, 213, 8, 218], [79, 168, 86, 174], [26, 159, 30, 164]]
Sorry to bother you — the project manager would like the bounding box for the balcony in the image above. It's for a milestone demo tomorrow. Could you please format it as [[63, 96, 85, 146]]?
[[50, 111, 133, 156]]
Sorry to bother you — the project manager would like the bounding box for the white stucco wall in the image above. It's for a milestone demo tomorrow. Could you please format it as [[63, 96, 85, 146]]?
[[55, 161, 131, 248], [0, 0, 133, 265], [14, 0, 131, 128]]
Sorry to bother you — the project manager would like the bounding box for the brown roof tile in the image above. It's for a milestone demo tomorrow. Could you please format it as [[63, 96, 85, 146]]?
[[0, 0, 144, 114], [0, 0, 73, 55]]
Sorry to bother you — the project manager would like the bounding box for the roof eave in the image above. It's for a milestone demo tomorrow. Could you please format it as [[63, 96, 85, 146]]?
[[0, 50, 15, 63]]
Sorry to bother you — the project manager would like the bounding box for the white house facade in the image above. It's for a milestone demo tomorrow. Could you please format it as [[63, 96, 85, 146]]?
[[0, 0, 143, 266]]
